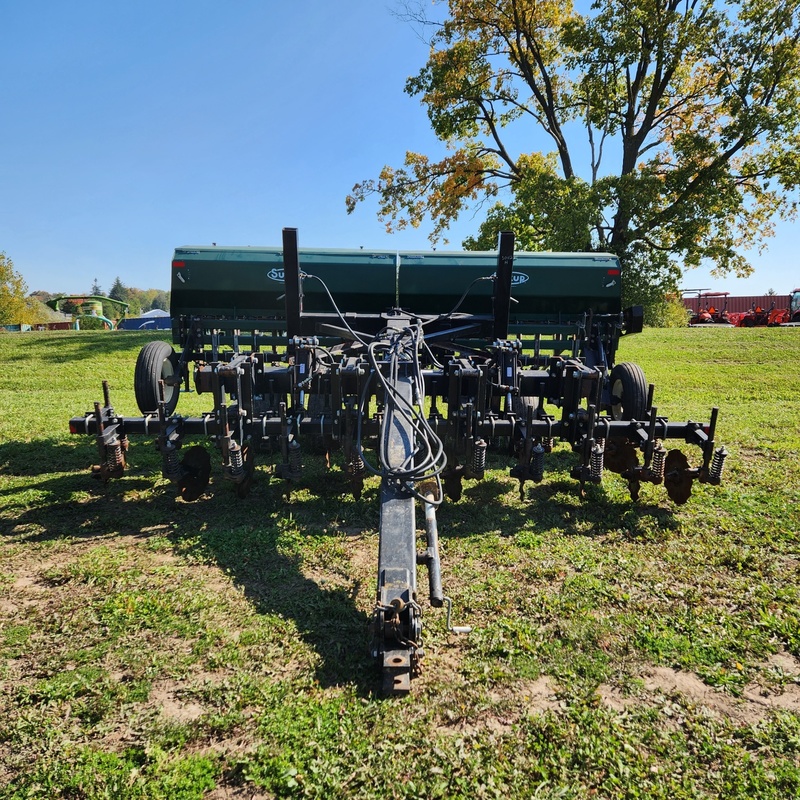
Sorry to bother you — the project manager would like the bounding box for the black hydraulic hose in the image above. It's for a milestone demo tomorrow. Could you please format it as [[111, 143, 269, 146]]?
[[356, 324, 447, 504], [421, 274, 495, 328], [299, 271, 370, 346]]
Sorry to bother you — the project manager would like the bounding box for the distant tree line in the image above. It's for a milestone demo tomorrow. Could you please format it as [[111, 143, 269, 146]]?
[[1, 252, 171, 325], [102, 277, 170, 317]]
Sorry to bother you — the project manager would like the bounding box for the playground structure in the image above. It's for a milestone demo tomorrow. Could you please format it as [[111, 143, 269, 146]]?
[[45, 295, 129, 330]]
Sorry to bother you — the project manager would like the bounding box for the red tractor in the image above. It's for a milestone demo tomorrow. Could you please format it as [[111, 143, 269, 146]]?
[[767, 289, 800, 326], [737, 301, 774, 327], [686, 291, 736, 326]]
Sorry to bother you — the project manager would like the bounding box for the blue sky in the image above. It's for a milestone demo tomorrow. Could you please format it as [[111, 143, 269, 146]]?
[[1, 1, 797, 296]]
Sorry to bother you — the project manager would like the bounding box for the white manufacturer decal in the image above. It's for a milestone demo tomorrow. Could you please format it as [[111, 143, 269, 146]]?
[[267, 268, 285, 282], [511, 272, 529, 286]]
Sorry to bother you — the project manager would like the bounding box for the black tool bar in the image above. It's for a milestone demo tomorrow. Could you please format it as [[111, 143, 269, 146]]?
[[70, 413, 712, 445]]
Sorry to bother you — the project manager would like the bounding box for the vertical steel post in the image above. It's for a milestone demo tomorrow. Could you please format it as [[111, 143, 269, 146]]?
[[282, 227, 302, 340], [493, 230, 515, 340]]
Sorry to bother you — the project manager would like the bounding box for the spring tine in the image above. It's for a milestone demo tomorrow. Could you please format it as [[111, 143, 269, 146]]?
[[702, 407, 720, 472], [709, 446, 728, 484], [643, 406, 658, 469]]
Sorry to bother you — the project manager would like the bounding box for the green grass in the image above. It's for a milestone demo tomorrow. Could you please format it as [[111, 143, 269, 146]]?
[[1, 328, 799, 798]]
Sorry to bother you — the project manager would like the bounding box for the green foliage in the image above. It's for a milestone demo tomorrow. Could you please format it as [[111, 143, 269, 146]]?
[[106, 277, 167, 316], [108, 276, 127, 303], [649, 295, 692, 328], [463, 154, 599, 253], [0, 251, 28, 323], [109, 276, 140, 316], [0, 251, 49, 325], [348, 0, 800, 301]]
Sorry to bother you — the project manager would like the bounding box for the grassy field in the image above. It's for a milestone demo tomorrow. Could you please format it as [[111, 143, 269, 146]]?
[[1, 328, 799, 799]]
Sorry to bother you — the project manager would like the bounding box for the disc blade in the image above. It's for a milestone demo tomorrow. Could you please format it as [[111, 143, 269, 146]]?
[[664, 449, 693, 504]]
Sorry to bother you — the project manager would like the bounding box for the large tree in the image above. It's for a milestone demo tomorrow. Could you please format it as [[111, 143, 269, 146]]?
[[347, 0, 800, 313], [0, 252, 38, 324]]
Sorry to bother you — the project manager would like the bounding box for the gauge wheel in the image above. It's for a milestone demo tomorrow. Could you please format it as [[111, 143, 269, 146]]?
[[608, 362, 648, 421], [512, 395, 539, 435], [179, 446, 211, 502], [135, 341, 180, 415]]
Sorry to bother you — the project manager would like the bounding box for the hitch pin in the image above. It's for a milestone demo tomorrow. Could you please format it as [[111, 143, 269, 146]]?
[[444, 597, 472, 635]]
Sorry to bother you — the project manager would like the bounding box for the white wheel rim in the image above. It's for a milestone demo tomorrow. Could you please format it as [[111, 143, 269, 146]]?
[[161, 359, 175, 403], [611, 378, 624, 420]]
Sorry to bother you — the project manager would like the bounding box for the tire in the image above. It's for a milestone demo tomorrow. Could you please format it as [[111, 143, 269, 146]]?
[[135, 341, 180, 414], [512, 395, 539, 426], [511, 395, 539, 453], [608, 362, 648, 421]]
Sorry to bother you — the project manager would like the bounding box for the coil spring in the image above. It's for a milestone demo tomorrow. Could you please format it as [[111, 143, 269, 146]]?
[[471, 439, 487, 476], [348, 452, 365, 477], [288, 440, 302, 476], [543, 437, 555, 453], [106, 442, 125, 470], [652, 444, 666, 480], [531, 442, 545, 483], [590, 441, 604, 481], [229, 444, 244, 477], [710, 446, 728, 482], [163, 448, 181, 481]]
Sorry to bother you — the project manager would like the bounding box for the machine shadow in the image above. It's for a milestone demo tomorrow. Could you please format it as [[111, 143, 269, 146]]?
[[12, 330, 161, 364], [2, 436, 680, 691], [0, 440, 380, 695], [440, 448, 682, 541]]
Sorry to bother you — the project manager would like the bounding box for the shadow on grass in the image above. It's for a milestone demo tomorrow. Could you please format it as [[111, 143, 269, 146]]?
[[0, 438, 381, 694], [1, 330, 166, 364], [0, 435, 682, 691], [446, 448, 682, 541]]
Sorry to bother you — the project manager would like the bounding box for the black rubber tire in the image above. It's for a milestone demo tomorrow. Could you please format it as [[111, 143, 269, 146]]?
[[608, 362, 648, 421], [135, 341, 180, 414], [506, 395, 539, 454], [512, 395, 539, 433]]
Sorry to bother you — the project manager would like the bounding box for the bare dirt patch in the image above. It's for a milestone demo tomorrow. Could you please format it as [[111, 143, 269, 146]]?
[[598, 664, 800, 725], [490, 675, 561, 717], [596, 682, 632, 713], [205, 786, 270, 800], [434, 673, 561, 737], [149, 680, 207, 723], [766, 650, 800, 675]]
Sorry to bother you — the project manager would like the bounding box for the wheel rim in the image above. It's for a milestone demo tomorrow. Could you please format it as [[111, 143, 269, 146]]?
[[610, 378, 624, 420], [161, 358, 176, 405]]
